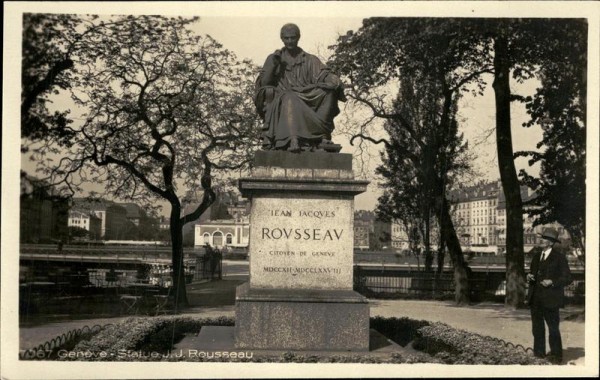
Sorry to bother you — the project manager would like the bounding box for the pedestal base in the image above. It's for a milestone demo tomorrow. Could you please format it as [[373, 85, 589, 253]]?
[[234, 283, 369, 351]]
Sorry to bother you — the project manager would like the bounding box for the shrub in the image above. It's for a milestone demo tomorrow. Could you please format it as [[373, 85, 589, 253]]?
[[64, 316, 234, 361], [413, 323, 549, 365]]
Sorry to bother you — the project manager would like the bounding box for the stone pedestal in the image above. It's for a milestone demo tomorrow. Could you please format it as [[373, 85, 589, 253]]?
[[234, 150, 370, 351], [235, 283, 369, 351]]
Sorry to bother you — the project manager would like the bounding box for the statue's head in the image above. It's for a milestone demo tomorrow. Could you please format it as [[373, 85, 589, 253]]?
[[280, 23, 300, 50]]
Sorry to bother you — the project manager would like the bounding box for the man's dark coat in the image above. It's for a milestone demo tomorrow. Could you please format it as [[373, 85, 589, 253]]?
[[527, 246, 572, 309]]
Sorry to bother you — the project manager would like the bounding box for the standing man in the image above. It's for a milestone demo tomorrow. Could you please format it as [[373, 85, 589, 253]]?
[[526, 227, 572, 364]]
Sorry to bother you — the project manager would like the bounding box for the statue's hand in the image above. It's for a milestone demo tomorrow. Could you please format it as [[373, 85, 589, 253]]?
[[261, 51, 282, 86], [270, 50, 282, 65], [320, 72, 342, 89], [329, 75, 342, 88]]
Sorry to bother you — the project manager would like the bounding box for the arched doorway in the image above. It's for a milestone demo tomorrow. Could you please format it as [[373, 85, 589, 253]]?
[[213, 231, 223, 247]]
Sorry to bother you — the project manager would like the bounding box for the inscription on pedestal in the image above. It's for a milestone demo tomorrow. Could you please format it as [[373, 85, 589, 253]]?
[[249, 196, 353, 290]]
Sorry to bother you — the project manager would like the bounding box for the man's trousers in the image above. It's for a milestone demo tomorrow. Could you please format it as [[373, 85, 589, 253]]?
[[531, 304, 562, 359]]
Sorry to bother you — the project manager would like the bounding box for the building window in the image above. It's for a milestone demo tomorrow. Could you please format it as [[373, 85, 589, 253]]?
[[226, 234, 233, 245], [203, 233, 210, 245]]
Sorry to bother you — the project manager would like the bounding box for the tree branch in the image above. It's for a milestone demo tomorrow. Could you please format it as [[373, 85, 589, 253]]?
[[348, 94, 426, 150], [21, 58, 74, 117], [350, 133, 390, 148], [103, 154, 168, 199], [448, 68, 493, 93]]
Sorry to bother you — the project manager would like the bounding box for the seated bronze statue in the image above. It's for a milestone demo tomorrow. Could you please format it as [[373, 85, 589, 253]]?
[[254, 23, 346, 153]]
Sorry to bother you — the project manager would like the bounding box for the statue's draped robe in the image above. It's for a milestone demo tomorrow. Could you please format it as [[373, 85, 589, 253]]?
[[254, 48, 344, 149]]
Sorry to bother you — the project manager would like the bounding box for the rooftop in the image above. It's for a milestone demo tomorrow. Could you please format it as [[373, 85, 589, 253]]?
[[116, 202, 142, 218]]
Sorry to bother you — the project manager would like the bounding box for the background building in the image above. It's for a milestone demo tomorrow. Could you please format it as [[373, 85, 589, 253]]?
[[449, 180, 571, 254], [390, 221, 410, 252], [194, 192, 250, 250], [195, 220, 250, 250], [20, 175, 69, 243], [117, 203, 142, 226], [159, 217, 170, 231], [353, 210, 373, 250], [71, 198, 129, 240], [67, 209, 102, 240], [353, 210, 392, 251], [449, 181, 501, 246]]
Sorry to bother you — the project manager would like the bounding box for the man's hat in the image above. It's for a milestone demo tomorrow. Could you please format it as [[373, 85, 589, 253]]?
[[539, 227, 560, 243]]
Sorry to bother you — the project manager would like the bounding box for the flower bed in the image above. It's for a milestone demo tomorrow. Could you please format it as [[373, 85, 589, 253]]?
[[61, 316, 233, 361], [413, 323, 549, 365], [49, 315, 548, 364]]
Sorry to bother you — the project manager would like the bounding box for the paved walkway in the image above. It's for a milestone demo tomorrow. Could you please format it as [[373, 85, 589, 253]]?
[[370, 299, 585, 365], [19, 297, 585, 365], [19, 306, 235, 350]]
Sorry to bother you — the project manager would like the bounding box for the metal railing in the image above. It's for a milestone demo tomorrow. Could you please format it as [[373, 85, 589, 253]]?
[[354, 265, 585, 303], [193, 252, 222, 281], [19, 324, 111, 360]]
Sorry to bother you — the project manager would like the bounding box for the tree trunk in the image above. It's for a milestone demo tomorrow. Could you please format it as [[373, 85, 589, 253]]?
[[436, 234, 446, 275], [170, 205, 188, 310], [424, 209, 434, 272], [492, 33, 526, 308], [437, 195, 470, 304], [424, 247, 434, 272]]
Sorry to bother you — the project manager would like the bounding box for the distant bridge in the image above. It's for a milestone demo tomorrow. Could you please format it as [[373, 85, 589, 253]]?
[[19, 245, 198, 269]]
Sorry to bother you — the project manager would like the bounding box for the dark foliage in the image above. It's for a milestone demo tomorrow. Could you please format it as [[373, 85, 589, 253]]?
[[46, 315, 549, 364], [414, 322, 549, 365], [516, 20, 587, 259]]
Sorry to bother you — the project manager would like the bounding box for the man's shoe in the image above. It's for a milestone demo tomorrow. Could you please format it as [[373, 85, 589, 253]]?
[[547, 354, 563, 364]]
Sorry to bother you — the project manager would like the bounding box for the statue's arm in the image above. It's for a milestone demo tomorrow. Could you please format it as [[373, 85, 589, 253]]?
[[254, 51, 282, 119], [311, 55, 342, 89], [260, 50, 282, 87], [316, 67, 346, 101]]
